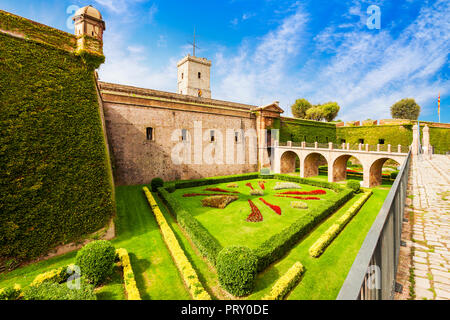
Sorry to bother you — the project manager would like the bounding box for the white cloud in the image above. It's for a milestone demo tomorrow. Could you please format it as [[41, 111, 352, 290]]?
[[212, 0, 449, 121]]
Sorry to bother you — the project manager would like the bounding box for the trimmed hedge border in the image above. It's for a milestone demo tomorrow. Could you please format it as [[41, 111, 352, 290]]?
[[158, 173, 354, 272], [143, 187, 211, 300], [262, 261, 304, 300], [309, 190, 373, 258], [116, 248, 141, 300]]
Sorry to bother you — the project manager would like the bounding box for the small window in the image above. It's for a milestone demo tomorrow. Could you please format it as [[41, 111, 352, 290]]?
[[379, 139, 385, 145], [210, 130, 215, 142], [181, 129, 188, 141], [359, 139, 365, 144], [146, 127, 154, 141], [181, 73, 184, 80], [235, 132, 239, 143], [198, 72, 201, 79]]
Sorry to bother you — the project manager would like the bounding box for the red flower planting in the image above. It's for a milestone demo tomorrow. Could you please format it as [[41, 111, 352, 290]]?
[[183, 193, 231, 197], [259, 198, 281, 215], [204, 188, 239, 193], [278, 189, 326, 195], [258, 181, 266, 190], [274, 195, 321, 200], [245, 182, 254, 190], [246, 199, 263, 222]]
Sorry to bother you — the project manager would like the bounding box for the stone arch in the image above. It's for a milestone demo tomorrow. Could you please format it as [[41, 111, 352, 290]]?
[[369, 157, 400, 187], [280, 151, 300, 174], [303, 152, 327, 178], [332, 154, 363, 182]]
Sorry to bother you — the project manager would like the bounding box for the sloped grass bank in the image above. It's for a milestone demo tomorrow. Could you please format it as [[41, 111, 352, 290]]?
[[0, 185, 190, 300]]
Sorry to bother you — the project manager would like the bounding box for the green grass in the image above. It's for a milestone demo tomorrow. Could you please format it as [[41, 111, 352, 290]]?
[[172, 179, 338, 249], [247, 186, 389, 300], [0, 185, 190, 300], [0, 177, 391, 300]]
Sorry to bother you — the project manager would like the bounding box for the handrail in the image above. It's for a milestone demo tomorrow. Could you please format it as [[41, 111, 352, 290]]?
[[336, 150, 411, 300]]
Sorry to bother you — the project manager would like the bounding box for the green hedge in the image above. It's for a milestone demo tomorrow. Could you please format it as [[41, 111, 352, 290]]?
[[429, 127, 450, 153], [336, 125, 412, 146], [217, 246, 258, 297], [279, 118, 337, 143], [159, 173, 353, 272], [253, 185, 353, 271], [0, 31, 114, 261], [309, 191, 372, 257], [158, 187, 223, 265]]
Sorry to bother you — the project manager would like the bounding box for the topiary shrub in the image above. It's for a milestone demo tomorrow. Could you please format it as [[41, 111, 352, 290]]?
[[23, 281, 96, 300], [151, 178, 164, 192], [390, 172, 398, 180], [217, 246, 257, 297], [75, 240, 115, 286], [346, 180, 361, 193], [201, 195, 238, 209]]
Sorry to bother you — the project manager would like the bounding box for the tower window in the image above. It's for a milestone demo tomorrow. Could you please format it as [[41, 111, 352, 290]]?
[[210, 130, 215, 142], [235, 132, 240, 143], [198, 72, 201, 79], [181, 73, 184, 80], [146, 127, 154, 141]]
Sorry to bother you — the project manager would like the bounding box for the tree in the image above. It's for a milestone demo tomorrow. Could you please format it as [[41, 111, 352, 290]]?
[[320, 102, 340, 122], [390, 98, 421, 120], [305, 106, 325, 121], [291, 98, 312, 118]]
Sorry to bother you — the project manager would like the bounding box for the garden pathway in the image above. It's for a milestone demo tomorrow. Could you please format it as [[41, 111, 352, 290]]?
[[396, 154, 450, 300]]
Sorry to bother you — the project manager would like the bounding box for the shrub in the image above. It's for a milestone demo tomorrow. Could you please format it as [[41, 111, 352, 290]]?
[[274, 182, 302, 190], [75, 240, 116, 286], [116, 248, 140, 300], [262, 262, 304, 300], [143, 188, 210, 300], [346, 180, 361, 193], [0, 284, 21, 300], [201, 195, 238, 209], [250, 189, 264, 196], [31, 266, 71, 287], [254, 188, 353, 271], [217, 246, 258, 297], [309, 191, 372, 258], [23, 281, 96, 300], [151, 178, 164, 192], [291, 201, 308, 209], [390, 172, 398, 180]]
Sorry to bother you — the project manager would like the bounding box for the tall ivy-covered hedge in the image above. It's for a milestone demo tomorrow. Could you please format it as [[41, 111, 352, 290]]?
[[0, 32, 114, 261], [429, 127, 450, 153], [279, 118, 337, 143], [336, 125, 413, 146]]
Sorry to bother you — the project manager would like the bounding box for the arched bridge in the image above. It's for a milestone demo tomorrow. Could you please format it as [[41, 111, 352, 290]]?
[[272, 142, 409, 188]]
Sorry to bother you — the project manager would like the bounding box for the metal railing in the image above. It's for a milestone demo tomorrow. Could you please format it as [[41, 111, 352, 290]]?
[[337, 150, 411, 300]]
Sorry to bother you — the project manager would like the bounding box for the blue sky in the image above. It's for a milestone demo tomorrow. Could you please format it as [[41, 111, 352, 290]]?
[[1, 0, 449, 122]]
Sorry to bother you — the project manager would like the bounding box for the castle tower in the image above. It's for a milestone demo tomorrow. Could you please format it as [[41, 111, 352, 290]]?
[[177, 55, 212, 99], [73, 5, 106, 41]]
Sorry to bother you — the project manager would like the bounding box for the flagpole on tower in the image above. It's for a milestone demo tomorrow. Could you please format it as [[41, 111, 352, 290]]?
[[438, 92, 441, 123]]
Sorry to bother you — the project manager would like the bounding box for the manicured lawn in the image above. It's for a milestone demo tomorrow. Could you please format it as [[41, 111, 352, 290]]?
[[0, 177, 392, 300], [0, 185, 191, 300], [172, 179, 339, 249], [248, 186, 390, 300]]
